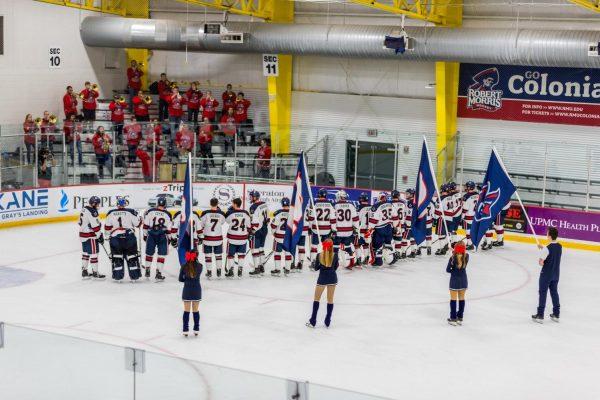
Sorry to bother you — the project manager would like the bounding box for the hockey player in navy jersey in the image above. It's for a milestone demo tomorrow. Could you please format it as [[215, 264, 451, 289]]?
[[143, 197, 172, 281], [248, 190, 269, 277], [78, 196, 105, 280], [356, 193, 372, 266], [461, 181, 479, 250], [369, 192, 395, 267], [105, 198, 143, 281], [225, 198, 251, 278]]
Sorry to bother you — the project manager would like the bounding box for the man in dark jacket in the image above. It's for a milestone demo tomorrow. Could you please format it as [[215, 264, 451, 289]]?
[[532, 227, 562, 323]]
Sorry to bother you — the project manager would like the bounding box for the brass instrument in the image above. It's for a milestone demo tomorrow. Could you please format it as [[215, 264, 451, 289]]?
[[78, 93, 85, 99], [91, 83, 99, 91], [138, 62, 145, 68], [34, 117, 42, 126], [49, 114, 58, 124], [102, 137, 111, 152], [144, 95, 152, 105], [118, 96, 126, 103], [170, 81, 179, 89]]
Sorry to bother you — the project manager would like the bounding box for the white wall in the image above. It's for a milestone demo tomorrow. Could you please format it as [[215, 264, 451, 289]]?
[[0, 1, 127, 125]]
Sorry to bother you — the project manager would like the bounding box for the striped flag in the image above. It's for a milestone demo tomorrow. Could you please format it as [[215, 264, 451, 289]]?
[[177, 154, 194, 266], [283, 153, 312, 255]]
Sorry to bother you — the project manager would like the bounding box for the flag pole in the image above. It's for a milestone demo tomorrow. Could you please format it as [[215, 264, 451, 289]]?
[[424, 136, 452, 249], [302, 151, 323, 249], [492, 147, 540, 246], [188, 152, 194, 251]]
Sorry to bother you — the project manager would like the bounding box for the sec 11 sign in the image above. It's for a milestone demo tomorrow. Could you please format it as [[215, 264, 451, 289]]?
[[262, 54, 278, 77], [49, 46, 62, 69]]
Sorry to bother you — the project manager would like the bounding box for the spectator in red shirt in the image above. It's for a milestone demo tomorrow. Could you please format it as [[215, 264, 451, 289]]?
[[63, 86, 78, 119], [222, 84, 236, 113], [132, 90, 151, 122], [91, 126, 112, 178], [109, 95, 128, 143], [23, 114, 38, 164], [219, 107, 237, 155], [186, 82, 202, 127], [145, 119, 163, 147], [80, 81, 99, 133], [175, 123, 195, 157], [157, 73, 171, 121], [168, 87, 187, 142], [124, 116, 143, 163], [136, 145, 164, 182], [234, 92, 251, 124], [200, 91, 219, 123], [256, 138, 272, 179], [40, 110, 57, 152], [198, 117, 215, 171], [127, 60, 144, 112], [64, 114, 83, 165]]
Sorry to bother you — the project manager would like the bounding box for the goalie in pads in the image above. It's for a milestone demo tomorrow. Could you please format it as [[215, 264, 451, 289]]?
[[104, 198, 143, 281]]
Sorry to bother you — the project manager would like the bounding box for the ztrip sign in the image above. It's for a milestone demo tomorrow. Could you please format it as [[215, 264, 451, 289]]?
[[458, 64, 600, 126]]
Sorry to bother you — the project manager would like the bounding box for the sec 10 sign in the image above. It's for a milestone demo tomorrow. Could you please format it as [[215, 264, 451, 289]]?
[[262, 54, 278, 77], [49, 46, 62, 69]]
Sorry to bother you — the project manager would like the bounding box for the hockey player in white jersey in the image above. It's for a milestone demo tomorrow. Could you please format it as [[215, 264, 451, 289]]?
[[356, 193, 372, 266], [225, 197, 251, 278], [78, 196, 105, 280], [461, 181, 479, 250], [308, 189, 337, 264], [493, 202, 510, 247], [248, 190, 269, 277], [199, 198, 226, 279], [293, 211, 311, 272], [402, 189, 418, 258], [333, 190, 359, 269], [270, 197, 293, 276], [434, 185, 452, 255], [172, 207, 202, 247], [142, 197, 172, 281], [104, 198, 143, 281], [390, 190, 406, 259], [448, 182, 463, 242]]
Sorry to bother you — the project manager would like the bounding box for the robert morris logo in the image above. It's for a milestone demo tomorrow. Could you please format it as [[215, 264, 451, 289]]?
[[467, 67, 503, 112], [213, 184, 237, 207]]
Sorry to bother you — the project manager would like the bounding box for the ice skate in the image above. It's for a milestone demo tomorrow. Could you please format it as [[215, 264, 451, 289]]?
[[237, 266, 243, 278], [92, 271, 106, 280], [283, 268, 291, 276], [225, 268, 234, 279], [457, 318, 463, 326], [305, 321, 316, 328], [466, 244, 475, 251], [295, 262, 303, 272], [155, 271, 165, 281], [216, 268, 222, 278], [81, 269, 90, 280], [550, 314, 560, 322], [206, 270, 212, 280], [271, 269, 281, 276], [427, 247, 432, 256], [145, 266, 151, 278], [447, 318, 458, 326], [531, 314, 544, 323], [493, 240, 504, 247], [249, 267, 262, 277]]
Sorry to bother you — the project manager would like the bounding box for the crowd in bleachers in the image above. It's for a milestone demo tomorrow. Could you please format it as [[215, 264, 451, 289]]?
[[20, 60, 271, 185]]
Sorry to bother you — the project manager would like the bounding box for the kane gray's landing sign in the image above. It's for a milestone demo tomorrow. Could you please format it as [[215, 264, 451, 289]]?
[[458, 64, 600, 127]]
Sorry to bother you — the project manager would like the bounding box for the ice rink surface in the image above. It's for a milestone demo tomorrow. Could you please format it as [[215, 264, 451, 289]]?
[[1, 221, 600, 399]]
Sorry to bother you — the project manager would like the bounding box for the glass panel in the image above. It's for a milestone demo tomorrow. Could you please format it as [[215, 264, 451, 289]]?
[[0, 324, 132, 400]]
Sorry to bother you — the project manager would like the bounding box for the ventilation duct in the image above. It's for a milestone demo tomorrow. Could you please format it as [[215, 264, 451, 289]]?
[[80, 16, 600, 68]]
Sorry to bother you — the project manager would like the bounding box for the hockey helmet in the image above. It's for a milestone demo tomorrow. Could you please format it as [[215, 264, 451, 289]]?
[[359, 192, 369, 203], [116, 198, 127, 208], [465, 181, 476, 190], [440, 184, 448, 193], [157, 197, 167, 207], [249, 190, 260, 201], [378, 192, 389, 202], [335, 190, 349, 202], [281, 197, 291, 207], [89, 196, 101, 207], [391, 189, 401, 199], [448, 181, 457, 191], [317, 188, 328, 199], [406, 188, 415, 197]]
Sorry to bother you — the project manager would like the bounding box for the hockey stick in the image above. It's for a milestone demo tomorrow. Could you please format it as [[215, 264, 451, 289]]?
[[100, 241, 112, 260]]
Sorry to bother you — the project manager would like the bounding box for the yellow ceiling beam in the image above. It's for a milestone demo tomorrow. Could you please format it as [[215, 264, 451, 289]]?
[[35, 0, 127, 16], [347, 0, 463, 26], [569, 0, 600, 13], [174, 0, 272, 20]]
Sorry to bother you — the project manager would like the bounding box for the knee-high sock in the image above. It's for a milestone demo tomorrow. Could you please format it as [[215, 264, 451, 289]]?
[[183, 311, 190, 332], [252, 249, 261, 268], [325, 303, 334, 327], [215, 254, 222, 270], [285, 254, 293, 270], [156, 256, 165, 272], [457, 300, 465, 319], [495, 226, 504, 241], [82, 254, 90, 270], [274, 253, 282, 270], [309, 301, 319, 325], [204, 254, 212, 272], [450, 300, 457, 319], [193, 311, 200, 331], [145, 255, 153, 270], [90, 256, 98, 272]]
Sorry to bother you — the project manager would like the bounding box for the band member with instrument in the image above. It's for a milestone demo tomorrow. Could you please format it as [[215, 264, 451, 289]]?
[[91, 126, 112, 178], [157, 73, 171, 121], [109, 95, 128, 142], [63, 86, 78, 119], [80, 81, 99, 133], [145, 119, 163, 147], [200, 90, 219, 124], [124, 116, 143, 163], [186, 81, 202, 127], [64, 114, 83, 166], [222, 83, 236, 114], [132, 90, 151, 122], [219, 107, 237, 155], [168, 86, 186, 143], [127, 60, 144, 112], [40, 111, 58, 152]]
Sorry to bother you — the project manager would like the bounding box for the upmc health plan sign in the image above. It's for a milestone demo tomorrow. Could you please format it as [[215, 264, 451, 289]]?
[[458, 64, 600, 127]]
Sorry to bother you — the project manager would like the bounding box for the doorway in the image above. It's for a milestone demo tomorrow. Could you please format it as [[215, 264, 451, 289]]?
[[346, 140, 396, 190]]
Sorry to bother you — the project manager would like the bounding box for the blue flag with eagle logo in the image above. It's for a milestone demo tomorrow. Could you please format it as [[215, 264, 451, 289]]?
[[177, 154, 194, 267], [411, 140, 437, 246], [470, 149, 516, 248], [283, 153, 311, 255]]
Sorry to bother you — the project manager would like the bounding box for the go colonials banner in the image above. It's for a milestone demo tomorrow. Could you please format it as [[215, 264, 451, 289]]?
[[458, 64, 600, 127]]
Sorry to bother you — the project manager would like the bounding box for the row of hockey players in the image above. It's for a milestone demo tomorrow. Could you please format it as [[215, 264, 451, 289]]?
[[77, 184, 509, 281]]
